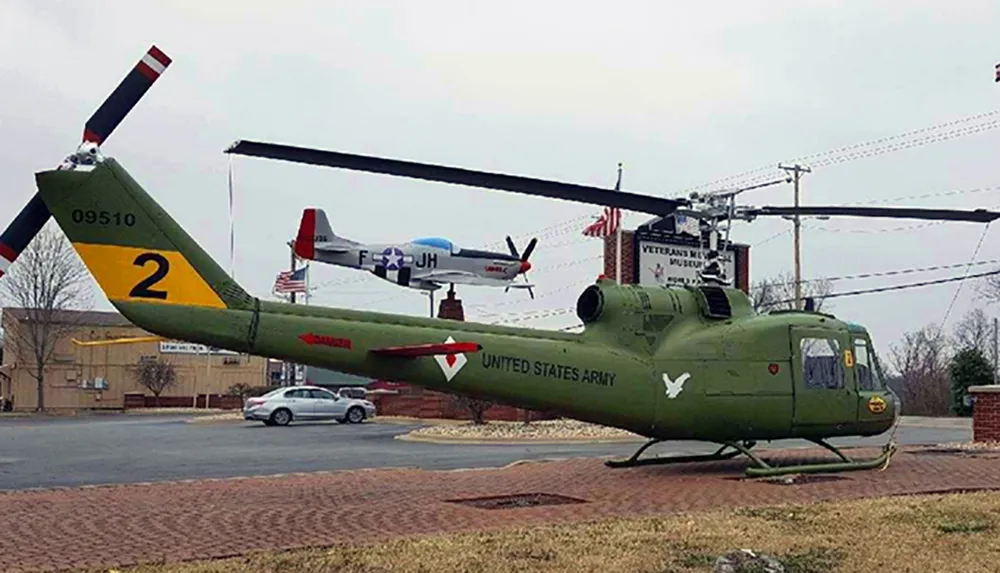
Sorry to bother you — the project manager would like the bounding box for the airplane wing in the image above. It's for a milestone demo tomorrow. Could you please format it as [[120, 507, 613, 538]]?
[[370, 341, 482, 358], [419, 270, 522, 287]]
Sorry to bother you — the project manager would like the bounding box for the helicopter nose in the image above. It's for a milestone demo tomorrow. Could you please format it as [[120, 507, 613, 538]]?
[[519, 261, 532, 273]]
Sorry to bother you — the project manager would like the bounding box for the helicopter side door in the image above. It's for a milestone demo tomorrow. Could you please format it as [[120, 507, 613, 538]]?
[[789, 326, 857, 429]]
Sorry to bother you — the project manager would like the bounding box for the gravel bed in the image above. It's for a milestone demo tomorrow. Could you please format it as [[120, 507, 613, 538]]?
[[404, 418, 642, 441]]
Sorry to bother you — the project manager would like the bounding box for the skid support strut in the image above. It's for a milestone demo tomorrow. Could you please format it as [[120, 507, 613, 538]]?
[[605, 437, 897, 478], [605, 439, 757, 468]]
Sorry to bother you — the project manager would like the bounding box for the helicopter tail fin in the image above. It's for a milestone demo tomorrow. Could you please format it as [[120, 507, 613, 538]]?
[[293, 207, 352, 258], [34, 158, 255, 313]]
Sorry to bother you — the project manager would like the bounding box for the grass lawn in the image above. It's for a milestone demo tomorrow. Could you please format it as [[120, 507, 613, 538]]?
[[99, 489, 1000, 573]]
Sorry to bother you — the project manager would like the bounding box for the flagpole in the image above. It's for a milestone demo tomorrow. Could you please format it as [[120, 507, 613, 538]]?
[[304, 264, 310, 306], [615, 162, 623, 284], [228, 155, 235, 280]]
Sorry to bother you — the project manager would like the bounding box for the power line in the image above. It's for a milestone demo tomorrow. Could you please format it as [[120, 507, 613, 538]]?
[[773, 258, 1000, 287], [543, 268, 1000, 333], [940, 223, 993, 328], [674, 109, 1000, 196], [779, 268, 1000, 304]]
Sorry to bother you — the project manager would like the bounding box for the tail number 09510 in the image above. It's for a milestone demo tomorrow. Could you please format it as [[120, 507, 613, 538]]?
[[129, 253, 169, 300]]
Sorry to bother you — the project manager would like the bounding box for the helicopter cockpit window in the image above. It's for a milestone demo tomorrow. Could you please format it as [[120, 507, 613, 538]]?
[[854, 338, 873, 390], [854, 338, 884, 391], [801, 337, 843, 390]]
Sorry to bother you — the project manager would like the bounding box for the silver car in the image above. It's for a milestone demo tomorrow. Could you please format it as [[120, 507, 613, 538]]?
[[243, 385, 376, 426]]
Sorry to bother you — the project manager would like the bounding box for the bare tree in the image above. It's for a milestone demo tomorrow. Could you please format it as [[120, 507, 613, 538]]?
[[886, 324, 951, 416], [975, 273, 1000, 305], [131, 357, 177, 407], [0, 226, 93, 411], [951, 308, 994, 359], [450, 394, 494, 425], [749, 271, 834, 313]]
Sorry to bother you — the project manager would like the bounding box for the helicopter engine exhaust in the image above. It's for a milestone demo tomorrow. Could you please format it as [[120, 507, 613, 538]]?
[[576, 284, 604, 323]]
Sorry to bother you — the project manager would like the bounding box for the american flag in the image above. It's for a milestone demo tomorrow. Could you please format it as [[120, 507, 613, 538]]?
[[582, 163, 623, 238], [582, 206, 621, 237], [273, 267, 307, 294]]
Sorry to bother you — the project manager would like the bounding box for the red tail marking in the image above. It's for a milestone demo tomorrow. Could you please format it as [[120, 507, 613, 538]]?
[[370, 342, 482, 358], [294, 208, 317, 260]]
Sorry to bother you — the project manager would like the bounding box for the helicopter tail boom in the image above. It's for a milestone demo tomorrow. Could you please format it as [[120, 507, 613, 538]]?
[[34, 159, 632, 420]]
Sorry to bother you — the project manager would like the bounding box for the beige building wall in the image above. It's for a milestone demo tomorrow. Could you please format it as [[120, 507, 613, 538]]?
[[1, 308, 267, 411]]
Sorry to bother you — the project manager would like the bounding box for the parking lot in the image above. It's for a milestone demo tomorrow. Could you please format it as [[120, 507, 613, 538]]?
[[0, 413, 972, 491]]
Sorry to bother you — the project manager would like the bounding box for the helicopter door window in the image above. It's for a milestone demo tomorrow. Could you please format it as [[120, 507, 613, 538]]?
[[801, 337, 843, 390], [854, 338, 873, 390], [854, 338, 884, 391]]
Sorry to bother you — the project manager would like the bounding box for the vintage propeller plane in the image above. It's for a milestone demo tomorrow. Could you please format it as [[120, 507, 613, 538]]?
[[292, 207, 538, 298], [16, 50, 1000, 477]]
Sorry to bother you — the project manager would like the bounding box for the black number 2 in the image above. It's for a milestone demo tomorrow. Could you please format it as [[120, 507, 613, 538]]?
[[129, 253, 169, 300]]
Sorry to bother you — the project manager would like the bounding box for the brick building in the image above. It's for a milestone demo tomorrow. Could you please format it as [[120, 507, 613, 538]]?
[[1, 307, 268, 411]]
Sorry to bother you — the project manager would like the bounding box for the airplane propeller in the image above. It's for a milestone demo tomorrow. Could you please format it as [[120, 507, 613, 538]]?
[[0, 46, 172, 279], [505, 236, 537, 299]]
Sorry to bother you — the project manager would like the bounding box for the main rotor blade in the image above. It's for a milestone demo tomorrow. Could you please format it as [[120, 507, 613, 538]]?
[[746, 205, 1000, 223], [225, 140, 688, 216], [84, 45, 172, 143], [0, 45, 172, 278]]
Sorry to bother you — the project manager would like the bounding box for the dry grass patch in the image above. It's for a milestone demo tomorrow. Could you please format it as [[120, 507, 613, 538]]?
[[97, 490, 1000, 573]]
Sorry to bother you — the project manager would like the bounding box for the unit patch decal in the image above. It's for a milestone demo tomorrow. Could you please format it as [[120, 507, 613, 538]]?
[[867, 395, 887, 414], [663, 372, 690, 399], [433, 336, 468, 382]]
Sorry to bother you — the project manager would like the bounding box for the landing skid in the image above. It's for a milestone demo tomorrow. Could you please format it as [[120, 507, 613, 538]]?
[[605, 437, 897, 478]]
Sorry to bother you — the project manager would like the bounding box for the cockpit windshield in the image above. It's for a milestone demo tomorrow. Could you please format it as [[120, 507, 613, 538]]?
[[411, 237, 454, 252], [852, 334, 885, 391]]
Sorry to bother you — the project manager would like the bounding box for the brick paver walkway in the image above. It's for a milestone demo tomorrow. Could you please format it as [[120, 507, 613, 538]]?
[[1, 445, 998, 572]]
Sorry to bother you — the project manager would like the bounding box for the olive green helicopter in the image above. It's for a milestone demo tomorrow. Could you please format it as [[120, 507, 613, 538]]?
[[12, 46, 999, 478], [216, 140, 1000, 477]]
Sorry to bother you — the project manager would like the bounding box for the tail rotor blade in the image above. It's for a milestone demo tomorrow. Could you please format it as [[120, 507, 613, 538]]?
[[1, 44, 172, 279], [84, 45, 172, 144], [0, 195, 52, 278]]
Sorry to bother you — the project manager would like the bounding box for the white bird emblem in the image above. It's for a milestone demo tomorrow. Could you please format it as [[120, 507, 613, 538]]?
[[662, 372, 690, 399]]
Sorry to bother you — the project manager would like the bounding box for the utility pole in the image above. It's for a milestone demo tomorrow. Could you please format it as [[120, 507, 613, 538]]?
[[778, 163, 811, 309]]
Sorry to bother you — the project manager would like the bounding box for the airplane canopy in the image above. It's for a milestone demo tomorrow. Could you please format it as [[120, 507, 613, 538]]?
[[411, 237, 454, 251]]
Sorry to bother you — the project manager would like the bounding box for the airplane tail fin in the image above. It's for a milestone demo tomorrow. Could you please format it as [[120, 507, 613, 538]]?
[[35, 158, 255, 313], [293, 207, 351, 259]]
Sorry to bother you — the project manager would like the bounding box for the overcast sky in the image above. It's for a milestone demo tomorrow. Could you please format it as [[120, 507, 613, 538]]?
[[1, 0, 999, 359]]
